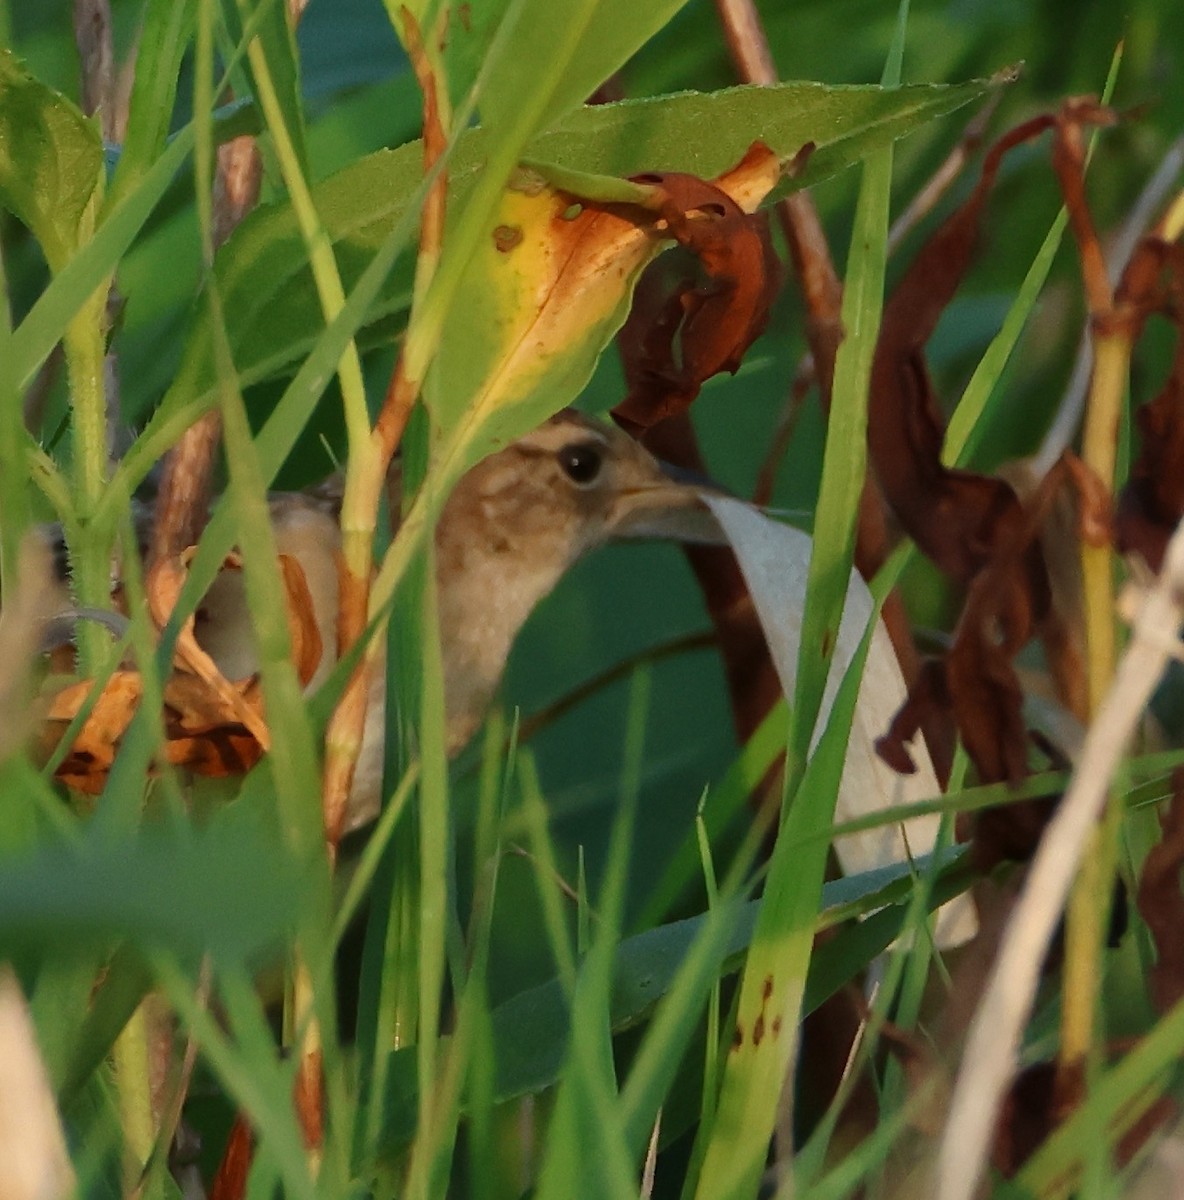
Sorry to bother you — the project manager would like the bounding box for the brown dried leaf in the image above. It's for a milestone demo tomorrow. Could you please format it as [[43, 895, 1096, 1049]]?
[[874, 660, 948, 775], [991, 1061, 1060, 1176], [1136, 768, 1184, 1015], [1116, 251, 1184, 572], [868, 114, 1057, 586], [42, 672, 144, 793], [1049, 98, 1121, 315], [867, 115, 1076, 824], [39, 546, 324, 792], [147, 550, 271, 748], [612, 143, 782, 435]]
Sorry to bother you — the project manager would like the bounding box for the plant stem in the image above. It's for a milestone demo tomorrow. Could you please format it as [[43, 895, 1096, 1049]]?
[[61, 281, 112, 673], [1061, 329, 1130, 1078], [113, 1005, 157, 1193]]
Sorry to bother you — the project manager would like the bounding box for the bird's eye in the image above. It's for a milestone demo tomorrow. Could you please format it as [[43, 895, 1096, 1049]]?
[[558, 442, 604, 486]]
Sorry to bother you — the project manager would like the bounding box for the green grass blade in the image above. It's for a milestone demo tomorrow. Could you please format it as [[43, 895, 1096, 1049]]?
[[689, 9, 906, 1191]]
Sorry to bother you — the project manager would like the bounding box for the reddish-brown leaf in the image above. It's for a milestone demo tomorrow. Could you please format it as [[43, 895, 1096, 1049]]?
[[38, 546, 324, 792], [868, 114, 1056, 586], [209, 1114, 253, 1200], [863, 107, 1140, 871], [1136, 768, 1184, 1015], [868, 117, 1058, 801], [612, 144, 782, 435], [1115, 247, 1184, 571]]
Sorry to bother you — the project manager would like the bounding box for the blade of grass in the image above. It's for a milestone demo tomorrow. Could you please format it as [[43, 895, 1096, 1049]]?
[[688, 7, 906, 1189], [105, 0, 196, 212], [155, 957, 318, 1200], [535, 670, 653, 1198]]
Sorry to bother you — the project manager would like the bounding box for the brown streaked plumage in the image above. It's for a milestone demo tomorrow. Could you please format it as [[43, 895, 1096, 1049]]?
[[41, 409, 725, 829]]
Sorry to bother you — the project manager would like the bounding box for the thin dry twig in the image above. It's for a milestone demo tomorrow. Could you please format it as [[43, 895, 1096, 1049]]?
[[886, 94, 1001, 256], [514, 630, 716, 744], [150, 134, 263, 564], [73, 0, 116, 140], [712, 0, 843, 393], [320, 6, 448, 848], [712, 0, 933, 770], [750, 360, 813, 508], [933, 511, 1184, 1200], [73, 0, 129, 469]]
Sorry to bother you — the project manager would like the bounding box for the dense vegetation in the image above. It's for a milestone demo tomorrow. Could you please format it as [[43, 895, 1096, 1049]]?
[[2, 0, 1183, 1196]]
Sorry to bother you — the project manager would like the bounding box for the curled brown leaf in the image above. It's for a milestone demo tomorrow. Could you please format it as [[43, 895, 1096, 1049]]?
[[1136, 768, 1184, 1015], [612, 143, 782, 435], [1115, 246, 1184, 572], [864, 103, 1143, 869], [867, 115, 1065, 814], [38, 545, 324, 793]]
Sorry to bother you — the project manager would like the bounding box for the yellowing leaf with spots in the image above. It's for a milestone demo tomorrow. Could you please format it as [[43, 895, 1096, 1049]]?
[[425, 142, 784, 478]]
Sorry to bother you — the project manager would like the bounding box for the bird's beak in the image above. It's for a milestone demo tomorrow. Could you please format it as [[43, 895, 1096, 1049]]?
[[610, 460, 730, 545]]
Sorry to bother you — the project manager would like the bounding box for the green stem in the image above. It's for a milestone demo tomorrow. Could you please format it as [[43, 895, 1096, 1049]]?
[[61, 281, 111, 673], [112, 1006, 157, 1193], [0, 240, 31, 588], [236, 3, 369, 458]]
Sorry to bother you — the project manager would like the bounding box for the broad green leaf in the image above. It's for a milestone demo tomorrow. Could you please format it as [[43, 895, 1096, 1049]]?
[[378, 855, 971, 1148], [528, 75, 1011, 200], [0, 49, 104, 271], [0, 801, 308, 965], [161, 75, 1000, 439], [420, 144, 778, 480]]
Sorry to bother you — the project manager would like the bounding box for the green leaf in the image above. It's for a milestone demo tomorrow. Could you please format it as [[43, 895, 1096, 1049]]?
[[10, 116, 195, 391], [160, 75, 1001, 449], [0, 800, 309, 965], [227, 0, 310, 179], [528, 75, 1009, 202], [691, 19, 905, 1179], [0, 48, 104, 271], [105, 0, 196, 212], [378, 854, 970, 1148], [477, 0, 693, 137]]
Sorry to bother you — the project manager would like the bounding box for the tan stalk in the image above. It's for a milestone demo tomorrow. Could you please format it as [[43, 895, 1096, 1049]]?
[[320, 8, 448, 850], [713, 0, 933, 776], [150, 0, 308, 565], [1055, 111, 1184, 1099]]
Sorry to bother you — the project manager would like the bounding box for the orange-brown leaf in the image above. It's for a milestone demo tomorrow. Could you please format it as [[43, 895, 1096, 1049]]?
[[40, 543, 325, 792], [613, 143, 782, 435]]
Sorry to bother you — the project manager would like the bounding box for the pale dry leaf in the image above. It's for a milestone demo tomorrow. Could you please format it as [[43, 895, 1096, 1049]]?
[[0, 968, 74, 1200], [703, 495, 977, 947]]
